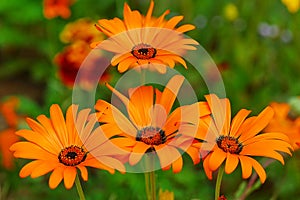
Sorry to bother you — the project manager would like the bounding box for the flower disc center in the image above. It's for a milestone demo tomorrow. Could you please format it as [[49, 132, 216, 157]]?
[[216, 136, 243, 154], [131, 43, 157, 60], [58, 145, 87, 166], [136, 126, 166, 146]]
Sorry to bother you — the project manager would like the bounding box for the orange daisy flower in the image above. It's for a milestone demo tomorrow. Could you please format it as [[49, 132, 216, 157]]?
[[195, 94, 292, 183], [10, 104, 127, 189], [43, 0, 75, 19], [95, 75, 210, 172], [91, 1, 198, 73], [0, 97, 20, 169], [265, 101, 300, 150]]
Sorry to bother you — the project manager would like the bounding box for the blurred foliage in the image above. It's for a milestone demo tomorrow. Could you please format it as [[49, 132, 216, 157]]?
[[1, 0, 300, 199]]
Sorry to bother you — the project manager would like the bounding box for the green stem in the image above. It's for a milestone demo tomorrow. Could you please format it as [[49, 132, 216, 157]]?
[[150, 170, 156, 200], [215, 164, 225, 200], [75, 175, 86, 200], [144, 170, 156, 200], [144, 153, 156, 200], [144, 172, 151, 199]]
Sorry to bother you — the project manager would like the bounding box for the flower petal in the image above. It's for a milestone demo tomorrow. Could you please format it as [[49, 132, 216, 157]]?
[[157, 75, 184, 115], [63, 167, 77, 189], [31, 162, 58, 178], [49, 166, 64, 189], [208, 148, 226, 171], [224, 153, 239, 174], [239, 106, 274, 142], [19, 160, 44, 178], [239, 155, 252, 179], [77, 165, 88, 181]]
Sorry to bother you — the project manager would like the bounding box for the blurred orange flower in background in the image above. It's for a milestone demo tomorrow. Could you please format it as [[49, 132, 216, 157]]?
[[195, 94, 292, 183], [265, 101, 300, 150], [92, 1, 198, 73], [10, 104, 127, 189], [43, 0, 75, 19], [0, 97, 20, 169], [54, 19, 110, 89]]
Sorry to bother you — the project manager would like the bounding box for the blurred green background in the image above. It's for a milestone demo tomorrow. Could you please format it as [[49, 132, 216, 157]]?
[[1, 0, 300, 199]]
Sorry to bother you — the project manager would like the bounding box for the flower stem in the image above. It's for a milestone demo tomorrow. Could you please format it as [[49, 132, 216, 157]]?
[[144, 153, 156, 200], [150, 170, 156, 200], [145, 170, 156, 200], [75, 175, 86, 200], [215, 164, 225, 200]]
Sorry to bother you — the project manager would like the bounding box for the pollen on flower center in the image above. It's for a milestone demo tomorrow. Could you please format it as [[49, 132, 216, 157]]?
[[216, 136, 243, 154], [58, 145, 87, 166], [136, 126, 166, 146], [131, 43, 157, 60]]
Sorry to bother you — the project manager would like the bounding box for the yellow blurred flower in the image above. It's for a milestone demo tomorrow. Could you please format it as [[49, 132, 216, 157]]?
[[282, 0, 300, 13], [159, 189, 174, 200], [224, 3, 238, 21]]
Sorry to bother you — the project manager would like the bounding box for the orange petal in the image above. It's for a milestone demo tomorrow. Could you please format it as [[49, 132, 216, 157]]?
[[248, 157, 266, 183], [156, 146, 181, 169], [65, 105, 79, 145], [239, 155, 252, 179], [205, 94, 230, 136], [176, 24, 196, 33], [98, 156, 126, 172], [63, 167, 77, 189], [149, 104, 167, 129], [158, 75, 184, 115], [16, 129, 59, 155], [83, 157, 115, 174], [229, 109, 251, 137], [123, 3, 142, 30], [241, 140, 290, 164], [95, 100, 137, 136], [118, 57, 137, 73], [208, 148, 226, 171], [185, 146, 200, 165], [77, 165, 88, 181], [49, 166, 64, 189], [31, 161, 58, 178], [111, 52, 133, 66], [19, 160, 44, 178], [129, 142, 149, 165], [224, 153, 239, 174], [10, 142, 57, 160], [36, 115, 63, 149], [50, 104, 68, 146], [172, 156, 183, 173], [164, 16, 184, 29], [203, 154, 213, 179], [145, 1, 154, 25], [239, 106, 274, 142], [128, 85, 154, 127]]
